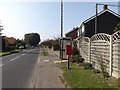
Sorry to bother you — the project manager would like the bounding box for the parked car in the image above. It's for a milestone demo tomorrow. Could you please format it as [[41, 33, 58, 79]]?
[[19, 46, 25, 49]]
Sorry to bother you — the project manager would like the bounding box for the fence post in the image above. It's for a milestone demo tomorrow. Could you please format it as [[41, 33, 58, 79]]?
[[88, 38, 91, 63], [109, 35, 113, 76]]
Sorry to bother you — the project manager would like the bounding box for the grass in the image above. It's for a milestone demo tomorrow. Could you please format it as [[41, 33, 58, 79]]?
[[57, 62, 118, 88], [40, 49, 49, 56], [0, 49, 22, 56]]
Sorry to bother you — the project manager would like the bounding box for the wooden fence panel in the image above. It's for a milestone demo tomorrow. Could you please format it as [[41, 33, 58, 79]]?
[[112, 31, 120, 78], [78, 31, 120, 78], [90, 41, 110, 72], [79, 37, 90, 62]]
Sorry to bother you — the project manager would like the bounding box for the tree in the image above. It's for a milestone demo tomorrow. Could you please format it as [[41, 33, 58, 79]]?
[[2, 37, 6, 51], [24, 33, 40, 46], [40, 39, 53, 48], [0, 22, 3, 36], [15, 39, 27, 48], [113, 22, 120, 32]]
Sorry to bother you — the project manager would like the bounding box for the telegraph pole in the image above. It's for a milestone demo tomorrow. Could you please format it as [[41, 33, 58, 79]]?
[[60, 0, 64, 60], [95, 3, 98, 34], [61, 0, 63, 37]]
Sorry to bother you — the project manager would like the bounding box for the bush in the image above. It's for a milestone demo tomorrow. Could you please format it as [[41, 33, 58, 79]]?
[[118, 78, 120, 87], [79, 63, 88, 67], [52, 43, 60, 51], [84, 63, 93, 70], [48, 44, 52, 48], [93, 69, 101, 74], [72, 47, 79, 55], [5, 46, 15, 51], [71, 55, 84, 63], [102, 71, 110, 78]]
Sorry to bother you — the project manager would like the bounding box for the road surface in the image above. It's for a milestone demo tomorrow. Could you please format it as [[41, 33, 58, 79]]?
[[2, 47, 40, 88]]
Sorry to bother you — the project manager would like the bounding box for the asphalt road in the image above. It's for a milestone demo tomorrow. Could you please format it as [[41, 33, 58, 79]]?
[[2, 47, 40, 88]]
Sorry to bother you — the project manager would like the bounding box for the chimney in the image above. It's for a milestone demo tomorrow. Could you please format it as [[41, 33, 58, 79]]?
[[103, 5, 108, 10]]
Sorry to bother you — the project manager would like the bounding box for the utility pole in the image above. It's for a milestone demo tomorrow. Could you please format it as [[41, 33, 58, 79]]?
[[60, 0, 63, 60], [95, 3, 119, 34], [61, 0, 63, 37], [95, 3, 98, 34]]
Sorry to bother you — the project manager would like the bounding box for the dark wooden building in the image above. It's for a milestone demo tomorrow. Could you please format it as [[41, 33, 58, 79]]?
[[65, 27, 79, 40], [79, 7, 120, 38]]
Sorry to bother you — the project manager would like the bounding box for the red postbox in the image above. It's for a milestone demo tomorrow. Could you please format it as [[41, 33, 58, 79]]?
[[65, 45, 72, 55]]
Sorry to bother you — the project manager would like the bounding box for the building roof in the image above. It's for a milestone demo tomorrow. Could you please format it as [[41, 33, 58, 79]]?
[[80, 9, 120, 28], [65, 27, 79, 35], [3, 37, 16, 44]]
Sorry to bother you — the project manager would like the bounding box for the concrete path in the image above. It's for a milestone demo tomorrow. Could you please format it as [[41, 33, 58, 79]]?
[[34, 48, 64, 88]]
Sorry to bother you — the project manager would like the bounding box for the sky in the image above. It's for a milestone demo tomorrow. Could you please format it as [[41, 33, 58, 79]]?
[[0, 1, 119, 41]]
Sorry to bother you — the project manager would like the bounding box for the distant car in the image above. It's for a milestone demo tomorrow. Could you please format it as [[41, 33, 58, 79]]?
[[31, 46, 35, 49], [19, 46, 25, 49]]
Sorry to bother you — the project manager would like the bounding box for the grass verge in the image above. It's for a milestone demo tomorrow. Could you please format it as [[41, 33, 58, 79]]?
[[40, 49, 49, 56], [57, 62, 118, 88], [0, 49, 22, 56]]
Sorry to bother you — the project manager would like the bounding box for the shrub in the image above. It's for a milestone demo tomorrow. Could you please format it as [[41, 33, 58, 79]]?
[[76, 55, 84, 63], [48, 44, 52, 48], [118, 78, 120, 87], [71, 55, 84, 63], [6, 46, 15, 51], [73, 41, 78, 48], [52, 43, 60, 51], [71, 55, 76, 63], [93, 69, 101, 74], [84, 63, 93, 70], [79, 63, 88, 67], [72, 47, 79, 55], [102, 71, 110, 78]]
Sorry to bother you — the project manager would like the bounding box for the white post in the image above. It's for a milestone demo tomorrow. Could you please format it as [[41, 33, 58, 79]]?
[[109, 35, 113, 76]]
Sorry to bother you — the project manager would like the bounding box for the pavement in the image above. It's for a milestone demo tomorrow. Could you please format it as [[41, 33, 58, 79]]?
[[34, 48, 64, 88], [1, 47, 64, 88]]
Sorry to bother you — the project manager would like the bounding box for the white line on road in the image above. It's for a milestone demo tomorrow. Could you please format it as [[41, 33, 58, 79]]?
[[22, 54, 26, 56], [43, 60, 49, 62], [38, 50, 41, 64], [10, 56, 20, 61], [0, 64, 3, 67], [38, 59, 40, 63]]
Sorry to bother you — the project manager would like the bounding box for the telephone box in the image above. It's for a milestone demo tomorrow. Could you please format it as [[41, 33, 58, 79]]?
[[65, 45, 72, 55], [59, 37, 72, 60]]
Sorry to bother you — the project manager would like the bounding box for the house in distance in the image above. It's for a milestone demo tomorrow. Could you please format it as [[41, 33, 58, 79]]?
[[65, 27, 79, 40]]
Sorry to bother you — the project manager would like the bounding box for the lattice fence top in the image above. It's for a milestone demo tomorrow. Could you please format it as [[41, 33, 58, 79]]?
[[90, 33, 110, 43], [80, 31, 120, 43], [112, 30, 120, 43], [79, 37, 90, 43]]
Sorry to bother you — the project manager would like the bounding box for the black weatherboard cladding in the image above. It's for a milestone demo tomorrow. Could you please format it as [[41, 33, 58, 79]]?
[[85, 11, 120, 38]]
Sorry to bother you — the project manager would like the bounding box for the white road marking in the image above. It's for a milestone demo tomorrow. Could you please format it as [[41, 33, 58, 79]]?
[[37, 50, 41, 64], [22, 54, 26, 56], [38, 59, 40, 63], [0, 64, 3, 67], [43, 60, 49, 62], [10, 56, 20, 61]]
